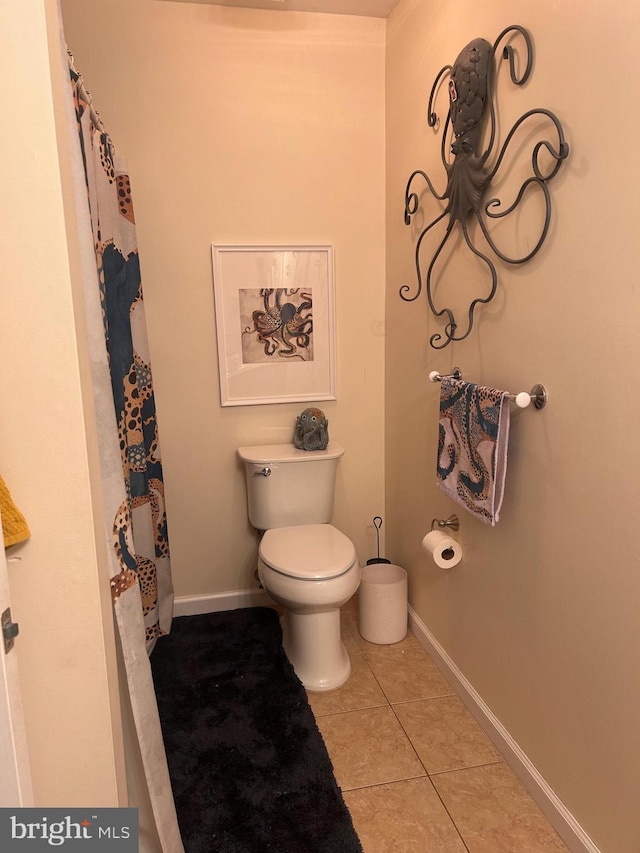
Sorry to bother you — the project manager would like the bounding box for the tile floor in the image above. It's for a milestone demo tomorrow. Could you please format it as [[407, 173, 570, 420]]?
[[304, 596, 570, 853]]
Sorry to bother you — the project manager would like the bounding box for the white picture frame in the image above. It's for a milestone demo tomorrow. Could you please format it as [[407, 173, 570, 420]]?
[[211, 244, 336, 407]]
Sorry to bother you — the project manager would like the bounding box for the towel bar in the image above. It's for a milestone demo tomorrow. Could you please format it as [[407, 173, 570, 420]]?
[[428, 369, 547, 410]]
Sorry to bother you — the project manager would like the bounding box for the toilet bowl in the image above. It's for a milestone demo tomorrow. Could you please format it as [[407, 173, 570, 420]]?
[[258, 524, 361, 691]]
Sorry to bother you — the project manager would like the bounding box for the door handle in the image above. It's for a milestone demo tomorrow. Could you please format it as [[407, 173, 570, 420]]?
[[2, 607, 19, 654]]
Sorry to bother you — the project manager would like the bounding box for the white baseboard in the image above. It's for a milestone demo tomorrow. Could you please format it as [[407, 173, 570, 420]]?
[[173, 588, 272, 617], [408, 606, 600, 853]]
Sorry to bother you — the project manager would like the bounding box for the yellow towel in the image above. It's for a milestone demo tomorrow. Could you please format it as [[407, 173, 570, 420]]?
[[0, 474, 30, 547]]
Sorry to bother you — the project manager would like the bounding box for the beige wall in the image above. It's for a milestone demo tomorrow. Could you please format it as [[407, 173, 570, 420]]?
[[18, 0, 639, 848], [386, 1, 640, 851], [60, 0, 387, 599], [0, 0, 125, 806]]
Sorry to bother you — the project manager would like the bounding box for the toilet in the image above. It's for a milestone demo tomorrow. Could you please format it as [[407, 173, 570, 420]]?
[[237, 441, 360, 691]]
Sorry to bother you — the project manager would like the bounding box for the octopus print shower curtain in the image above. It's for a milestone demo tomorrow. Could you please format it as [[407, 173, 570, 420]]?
[[70, 64, 174, 648], [65, 45, 182, 852]]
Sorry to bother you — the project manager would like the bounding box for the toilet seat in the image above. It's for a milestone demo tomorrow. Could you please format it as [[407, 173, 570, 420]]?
[[259, 524, 357, 580]]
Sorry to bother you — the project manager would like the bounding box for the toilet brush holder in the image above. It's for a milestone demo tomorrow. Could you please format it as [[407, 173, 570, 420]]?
[[360, 515, 407, 644], [366, 516, 390, 565]]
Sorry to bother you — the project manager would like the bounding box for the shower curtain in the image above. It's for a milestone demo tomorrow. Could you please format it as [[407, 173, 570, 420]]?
[[68, 61, 174, 651], [59, 21, 183, 851]]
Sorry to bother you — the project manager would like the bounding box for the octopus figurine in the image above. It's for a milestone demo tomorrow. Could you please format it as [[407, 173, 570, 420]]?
[[401, 25, 569, 349], [294, 408, 329, 451]]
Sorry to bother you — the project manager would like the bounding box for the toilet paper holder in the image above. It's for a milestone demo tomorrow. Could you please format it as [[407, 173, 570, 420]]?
[[431, 514, 460, 532]]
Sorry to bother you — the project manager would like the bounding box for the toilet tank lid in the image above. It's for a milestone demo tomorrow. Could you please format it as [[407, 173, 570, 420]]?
[[237, 441, 344, 464]]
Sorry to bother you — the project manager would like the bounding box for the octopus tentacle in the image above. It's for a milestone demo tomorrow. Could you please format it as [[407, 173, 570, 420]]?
[[425, 224, 460, 349], [486, 108, 568, 183], [492, 26, 533, 85], [429, 220, 497, 348], [426, 66, 455, 171], [434, 220, 497, 345], [481, 29, 532, 171], [404, 169, 447, 226], [399, 209, 449, 301], [430, 318, 458, 350], [424, 223, 456, 319], [427, 65, 453, 128], [440, 111, 453, 170], [479, 178, 552, 264]]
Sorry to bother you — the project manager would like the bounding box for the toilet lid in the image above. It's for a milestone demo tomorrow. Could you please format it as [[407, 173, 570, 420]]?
[[259, 524, 357, 580]]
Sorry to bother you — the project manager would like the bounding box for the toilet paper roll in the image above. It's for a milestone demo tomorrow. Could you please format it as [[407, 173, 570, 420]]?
[[422, 530, 462, 569]]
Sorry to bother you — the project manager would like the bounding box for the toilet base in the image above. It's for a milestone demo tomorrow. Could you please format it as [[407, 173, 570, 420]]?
[[281, 608, 351, 692]]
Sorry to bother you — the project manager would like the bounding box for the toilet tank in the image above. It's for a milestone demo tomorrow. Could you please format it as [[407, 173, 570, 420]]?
[[237, 442, 344, 530]]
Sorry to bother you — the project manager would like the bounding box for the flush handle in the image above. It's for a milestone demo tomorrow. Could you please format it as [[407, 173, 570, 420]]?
[[253, 467, 271, 477], [2, 608, 19, 654]]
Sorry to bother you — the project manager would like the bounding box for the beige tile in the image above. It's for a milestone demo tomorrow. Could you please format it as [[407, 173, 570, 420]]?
[[316, 706, 426, 790], [432, 763, 569, 852], [365, 644, 455, 703], [340, 603, 367, 648], [344, 777, 467, 853], [307, 654, 387, 716], [341, 609, 364, 655], [392, 696, 502, 774]]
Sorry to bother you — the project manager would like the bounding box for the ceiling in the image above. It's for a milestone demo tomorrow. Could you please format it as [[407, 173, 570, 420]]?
[[166, 0, 402, 18]]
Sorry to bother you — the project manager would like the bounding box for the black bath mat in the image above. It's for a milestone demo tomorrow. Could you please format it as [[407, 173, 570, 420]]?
[[151, 607, 363, 853]]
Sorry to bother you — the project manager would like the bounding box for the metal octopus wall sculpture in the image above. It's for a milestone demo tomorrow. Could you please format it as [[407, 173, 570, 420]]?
[[400, 25, 569, 349]]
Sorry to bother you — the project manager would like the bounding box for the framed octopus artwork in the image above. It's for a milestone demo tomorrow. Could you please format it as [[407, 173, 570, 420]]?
[[211, 244, 336, 406]]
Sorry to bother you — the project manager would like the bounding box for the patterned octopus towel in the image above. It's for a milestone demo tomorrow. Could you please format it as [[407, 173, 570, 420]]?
[[436, 377, 510, 526]]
